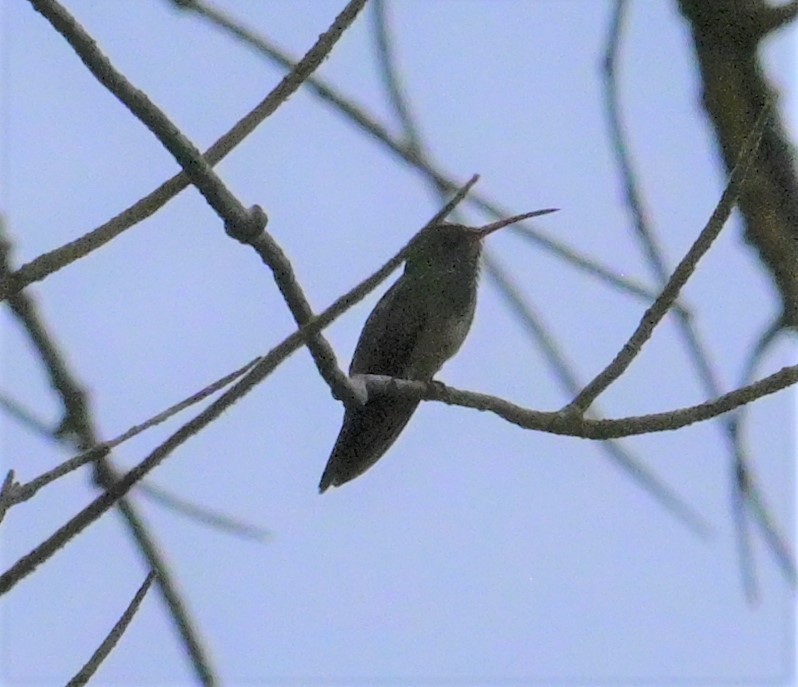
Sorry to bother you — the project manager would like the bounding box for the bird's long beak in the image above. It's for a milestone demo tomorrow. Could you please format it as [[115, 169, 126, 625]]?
[[475, 208, 559, 238]]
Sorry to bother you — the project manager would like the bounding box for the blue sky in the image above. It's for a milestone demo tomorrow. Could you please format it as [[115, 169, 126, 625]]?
[[1, 1, 796, 685]]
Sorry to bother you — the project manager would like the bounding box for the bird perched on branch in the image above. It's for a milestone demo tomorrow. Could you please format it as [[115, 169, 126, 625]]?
[[319, 208, 557, 493]]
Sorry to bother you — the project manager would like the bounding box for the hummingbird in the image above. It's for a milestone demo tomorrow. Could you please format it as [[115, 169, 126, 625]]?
[[318, 208, 558, 493]]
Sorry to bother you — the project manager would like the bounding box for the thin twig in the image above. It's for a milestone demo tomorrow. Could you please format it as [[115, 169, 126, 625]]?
[[354, 363, 798, 438], [0, 471, 18, 524], [0, 386, 271, 543], [482, 255, 708, 536], [603, 0, 671, 284], [1, 176, 481, 513], [10, 263, 797, 593], [0, 393, 56, 437], [368, 5, 705, 535], [744, 475, 797, 584], [26, 0, 368, 409], [139, 483, 272, 542], [601, 0, 769, 597], [731, 319, 795, 594], [371, 0, 423, 155], [164, 0, 671, 310], [3, 0, 368, 304], [1, 350, 248, 502], [0, 177, 479, 597], [0, 217, 216, 684], [66, 571, 156, 687], [603, 6, 794, 585], [567, 103, 771, 414]]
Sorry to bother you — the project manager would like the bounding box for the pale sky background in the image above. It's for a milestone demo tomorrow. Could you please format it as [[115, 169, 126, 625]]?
[[1, 1, 796, 685]]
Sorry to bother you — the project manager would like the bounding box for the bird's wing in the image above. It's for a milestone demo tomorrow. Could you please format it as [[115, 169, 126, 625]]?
[[318, 278, 427, 492], [349, 278, 426, 377]]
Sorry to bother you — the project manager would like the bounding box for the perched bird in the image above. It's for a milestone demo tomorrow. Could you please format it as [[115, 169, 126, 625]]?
[[319, 209, 557, 493]]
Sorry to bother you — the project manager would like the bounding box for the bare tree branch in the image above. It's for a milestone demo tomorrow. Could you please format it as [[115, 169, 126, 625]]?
[[567, 103, 770, 413], [0, 176, 480, 598], [601, 0, 777, 600], [678, 0, 798, 328], [757, 0, 798, 34], [481, 255, 708, 536], [357, 363, 798, 439], [0, 471, 18, 525], [2, 176, 482, 515], [25, 0, 369, 410], [0, 217, 216, 684], [169, 0, 675, 311], [66, 571, 156, 687], [603, 0, 671, 284], [0, 388, 271, 542], [371, 0, 423, 155], [367, 2, 707, 535], [138, 483, 272, 543], [2, 0, 369, 305]]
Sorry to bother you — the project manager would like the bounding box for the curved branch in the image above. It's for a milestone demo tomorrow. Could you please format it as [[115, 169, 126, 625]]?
[[568, 103, 770, 413], [357, 363, 798, 439], [26, 0, 368, 410]]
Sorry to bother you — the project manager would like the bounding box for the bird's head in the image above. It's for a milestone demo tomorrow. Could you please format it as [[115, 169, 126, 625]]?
[[405, 208, 559, 277]]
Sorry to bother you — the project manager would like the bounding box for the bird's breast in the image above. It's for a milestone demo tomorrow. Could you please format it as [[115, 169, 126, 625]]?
[[405, 289, 476, 380]]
